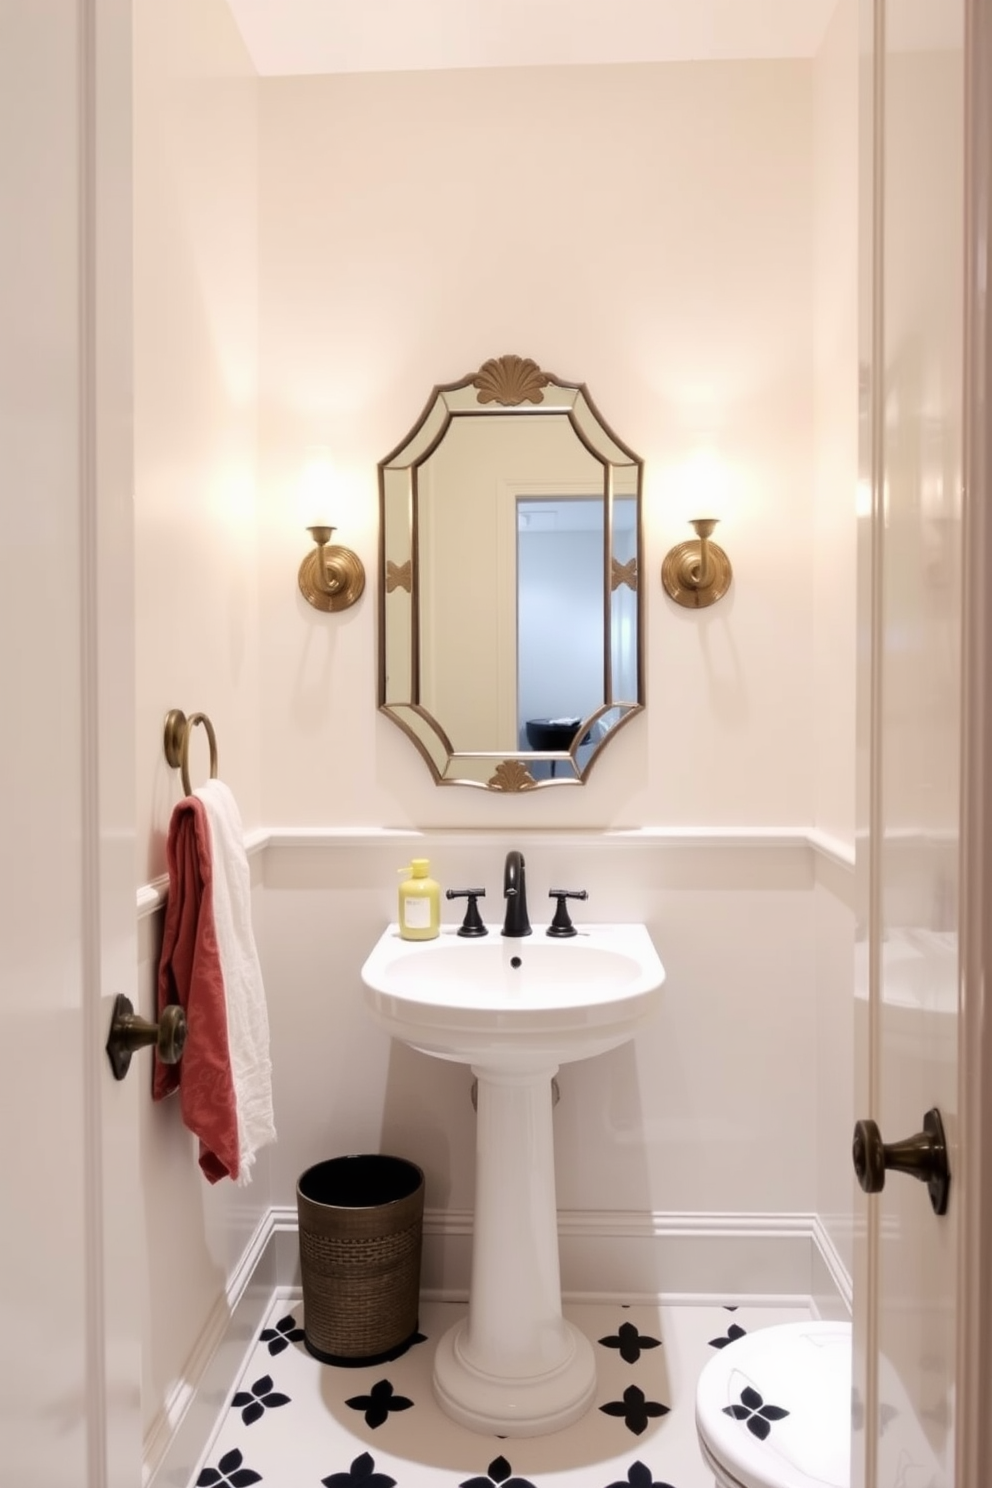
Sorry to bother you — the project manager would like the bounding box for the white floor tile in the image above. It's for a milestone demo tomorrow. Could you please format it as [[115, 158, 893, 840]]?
[[189, 1297, 812, 1488]]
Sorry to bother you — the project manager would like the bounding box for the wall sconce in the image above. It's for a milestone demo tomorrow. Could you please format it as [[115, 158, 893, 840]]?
[[661, 518, 732, 608], [296, 449, 365, 611], [298, 525, 365, 612]]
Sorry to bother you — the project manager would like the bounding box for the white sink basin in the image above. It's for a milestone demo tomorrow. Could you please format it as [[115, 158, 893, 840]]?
[[360, 919, 665, 1438], [361, 922, 665, 1070]]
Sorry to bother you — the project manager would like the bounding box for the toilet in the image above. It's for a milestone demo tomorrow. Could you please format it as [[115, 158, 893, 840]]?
[[695, 1320, 851, 1488]]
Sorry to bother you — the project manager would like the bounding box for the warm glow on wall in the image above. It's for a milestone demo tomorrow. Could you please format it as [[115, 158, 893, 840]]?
[[298, 447, 339, 529], [661, 446, 734, 609], [296, 447, 365, 613], [679, 447, 732, 525]]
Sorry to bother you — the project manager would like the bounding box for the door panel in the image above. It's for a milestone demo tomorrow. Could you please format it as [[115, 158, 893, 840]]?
[[857, 4, 964, 1486], [957, 4, 992, 1482], [0, 2, 140, 1483]]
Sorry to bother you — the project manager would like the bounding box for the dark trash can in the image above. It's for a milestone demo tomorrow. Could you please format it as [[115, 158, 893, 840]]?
[[296, 1154, 425, 1366]]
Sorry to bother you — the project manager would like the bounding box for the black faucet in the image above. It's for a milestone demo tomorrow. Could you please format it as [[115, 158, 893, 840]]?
[[502, 850, 532, 937]]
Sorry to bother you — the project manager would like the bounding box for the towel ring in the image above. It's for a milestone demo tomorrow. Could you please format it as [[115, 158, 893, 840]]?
[[164, 708, 218, 796]]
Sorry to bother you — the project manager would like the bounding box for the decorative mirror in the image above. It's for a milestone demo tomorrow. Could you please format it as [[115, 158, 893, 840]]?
[[377, 355, 644, 790]]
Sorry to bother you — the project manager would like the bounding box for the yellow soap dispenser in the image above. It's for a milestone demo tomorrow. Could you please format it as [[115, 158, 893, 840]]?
[[398, 858, 441, 941]]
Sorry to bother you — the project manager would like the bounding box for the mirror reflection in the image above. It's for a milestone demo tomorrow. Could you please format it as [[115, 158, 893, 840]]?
[[378, 356, 644, 790]]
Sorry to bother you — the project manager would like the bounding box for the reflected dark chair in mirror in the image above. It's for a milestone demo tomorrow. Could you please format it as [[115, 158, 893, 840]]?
[[525, 718, 591, 777]]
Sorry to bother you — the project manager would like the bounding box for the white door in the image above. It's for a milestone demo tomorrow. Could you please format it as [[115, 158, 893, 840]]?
[[0, 2, 142, 1484], [854, 3, 967, 1486]]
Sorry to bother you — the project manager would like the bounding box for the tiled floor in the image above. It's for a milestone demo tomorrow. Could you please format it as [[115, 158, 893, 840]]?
[[189, 1296, 812, 1488]]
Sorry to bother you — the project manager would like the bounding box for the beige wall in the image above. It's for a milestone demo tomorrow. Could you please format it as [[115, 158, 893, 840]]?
[[249, 35, 856, 1287], [134, 0, 262, 883], [812, 0, 858, 1284], [133, 0, 267, 1443], [132, 12, 861, 1461], [813, 0, 859, 848], [257, 59, 817, 830]]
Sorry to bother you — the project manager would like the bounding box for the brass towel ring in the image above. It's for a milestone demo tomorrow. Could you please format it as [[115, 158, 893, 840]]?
[[163, 708, 218, 796]]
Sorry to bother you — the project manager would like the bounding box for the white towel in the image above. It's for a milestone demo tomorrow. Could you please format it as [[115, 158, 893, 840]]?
[[195, 779, 276, 1185]]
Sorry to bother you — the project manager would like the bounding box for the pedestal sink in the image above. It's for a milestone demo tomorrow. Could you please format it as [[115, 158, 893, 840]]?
[[360, 923, 665, 1437]]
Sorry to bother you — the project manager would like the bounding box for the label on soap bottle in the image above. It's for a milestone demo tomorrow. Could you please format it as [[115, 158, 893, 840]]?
[[404, 897, 431, 930]]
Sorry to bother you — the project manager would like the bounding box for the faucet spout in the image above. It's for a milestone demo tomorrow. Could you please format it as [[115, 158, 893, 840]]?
[[502, 850, 532, 938]]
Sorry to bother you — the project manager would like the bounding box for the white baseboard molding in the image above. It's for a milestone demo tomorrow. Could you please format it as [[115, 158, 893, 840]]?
[[143, 1210, 277, 1488], [144, 1203, 853, 1484], [413, 1208, 850, 1307], [264, 1203, 841, 1303]]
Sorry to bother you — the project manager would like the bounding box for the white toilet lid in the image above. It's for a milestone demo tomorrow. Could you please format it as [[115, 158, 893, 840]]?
[[695, 1320, 851, 1488]]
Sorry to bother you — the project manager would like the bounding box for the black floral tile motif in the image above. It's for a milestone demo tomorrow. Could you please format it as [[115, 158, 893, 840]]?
[[708, 1324, 746, 1350], [724, 1305, 739, 1312], [377, 1329, 427, 1363], [230, 1374, 290, 1426], [196, 1446, 262, 1486], [322, 1450, 397, 1487], [600, 1384, 671, 1435], [605, 1463, 677, 1488], [598, 1321, 662, 1365], [345, 1378, 414, 1428], [723, 1385, 790, 1440], [460, 1454, 536, 1488], [259, 1314, 305, 1356]]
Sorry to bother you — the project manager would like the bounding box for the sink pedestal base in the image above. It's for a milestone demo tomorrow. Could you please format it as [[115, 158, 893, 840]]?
[[431, 1064, 596, 1437], [433, 1318, 596, 1437]]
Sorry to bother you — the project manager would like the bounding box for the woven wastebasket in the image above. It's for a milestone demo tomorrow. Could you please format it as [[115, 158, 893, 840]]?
[[297, 1154, 425, 1366]]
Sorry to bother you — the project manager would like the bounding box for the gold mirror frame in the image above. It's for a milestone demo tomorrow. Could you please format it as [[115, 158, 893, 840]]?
[[377, 355, 645, 790]]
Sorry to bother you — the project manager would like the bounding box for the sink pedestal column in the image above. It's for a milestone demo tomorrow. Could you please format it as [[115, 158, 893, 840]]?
[[432, 1064, 596, 1436]]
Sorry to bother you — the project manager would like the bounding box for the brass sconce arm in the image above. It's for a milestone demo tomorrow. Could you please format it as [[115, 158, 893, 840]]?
[[298, 524, 366, 612], [661, 517, 732, 608]]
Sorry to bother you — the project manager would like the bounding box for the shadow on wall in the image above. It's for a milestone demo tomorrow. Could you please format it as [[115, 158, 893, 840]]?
[[378, 1038, 476, 1216], [664, 587, 749, 731]]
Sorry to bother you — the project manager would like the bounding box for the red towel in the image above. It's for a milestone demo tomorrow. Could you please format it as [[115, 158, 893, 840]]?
[[153, 794, 241, 1183]]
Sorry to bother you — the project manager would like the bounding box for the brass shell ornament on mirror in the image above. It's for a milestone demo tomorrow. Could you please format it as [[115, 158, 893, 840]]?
[[377, 355, 645, 789], [472, 354, 550, 406]]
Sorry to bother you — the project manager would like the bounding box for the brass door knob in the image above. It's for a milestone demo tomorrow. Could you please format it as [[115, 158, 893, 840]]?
[[852, 1106, 950, 1215], [106, 993, 187, 1082]]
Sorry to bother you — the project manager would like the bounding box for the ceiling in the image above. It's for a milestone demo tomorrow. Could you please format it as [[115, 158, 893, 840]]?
[[224, 0, 840, 78]]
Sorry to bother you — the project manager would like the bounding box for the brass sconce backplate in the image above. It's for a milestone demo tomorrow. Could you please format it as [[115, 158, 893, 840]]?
[[298, 543, 366, 612], [661, 519, 732, 609]]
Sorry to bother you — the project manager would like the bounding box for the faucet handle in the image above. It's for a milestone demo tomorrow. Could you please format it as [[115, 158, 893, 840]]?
[[546, 889, 588, 938], [446, 888, 488, 937]]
